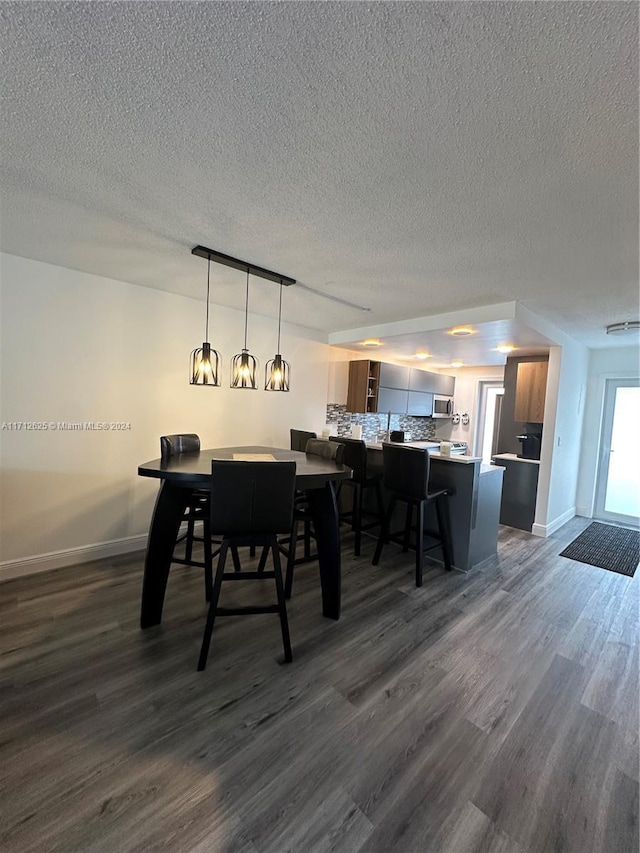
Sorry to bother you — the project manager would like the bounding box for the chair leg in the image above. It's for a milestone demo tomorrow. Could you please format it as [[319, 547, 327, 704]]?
[[285, 516, 299, 599], [257, 545, 269, 572], [203, 516, 213, 602], [402, 501, 413, 553], [185, 516, 195, 564], [249, 544, 256, 558], [372, 494, 394, 566], [230, 545, 242, 572], [436, 496, 453, 571], [197, 541, 228, 671], [354, 484, 363, 557], [271, 537, 293, 663], [415, 502, 425, 587]]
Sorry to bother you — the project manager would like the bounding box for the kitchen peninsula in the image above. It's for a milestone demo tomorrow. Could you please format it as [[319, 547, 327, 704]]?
[[366, 441, 503, 572]]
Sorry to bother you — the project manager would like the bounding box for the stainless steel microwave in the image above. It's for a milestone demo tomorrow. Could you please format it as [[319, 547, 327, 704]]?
[[432, 395, 454, 418]]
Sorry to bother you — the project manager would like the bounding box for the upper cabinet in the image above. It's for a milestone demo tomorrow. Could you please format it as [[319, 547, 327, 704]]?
[[346, 360, 380, 414], [378, 362, 410, 390], [346, 360, 455, 415], [432, 372, 455, 397], [514, 361, 548, 423]]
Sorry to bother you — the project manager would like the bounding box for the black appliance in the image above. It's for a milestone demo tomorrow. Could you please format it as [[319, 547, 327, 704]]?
[[390, 430, 405, 442], [516, 432, 542, 460]]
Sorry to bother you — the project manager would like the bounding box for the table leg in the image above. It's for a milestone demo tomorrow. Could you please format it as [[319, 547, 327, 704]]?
[[140, 481, 191, 628], [305, 481, 341, 620]]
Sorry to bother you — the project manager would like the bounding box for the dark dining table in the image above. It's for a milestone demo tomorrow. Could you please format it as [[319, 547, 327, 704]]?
[[137, 445, 352, 627]]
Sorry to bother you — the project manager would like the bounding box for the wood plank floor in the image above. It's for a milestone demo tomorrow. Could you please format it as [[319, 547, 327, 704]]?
[[1, 518, 638, 852]]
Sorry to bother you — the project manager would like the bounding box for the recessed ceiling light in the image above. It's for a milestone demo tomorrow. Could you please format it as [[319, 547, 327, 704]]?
[[496, 344, 516, 354], [415, 352, 431, 359], [606, 321, 639, 335], [451, 360, 464, 368], [449, 327, 475, 337], [362, 339, 383, 347]]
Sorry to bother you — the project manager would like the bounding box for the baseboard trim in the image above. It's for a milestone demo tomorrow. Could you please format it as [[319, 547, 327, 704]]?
[[0, 534, 149, 583], [532, 506, 576, 538]]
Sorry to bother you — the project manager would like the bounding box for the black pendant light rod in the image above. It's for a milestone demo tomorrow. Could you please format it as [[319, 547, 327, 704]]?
[[205, 255, 211, 342], [244, 267, 250, 350], [192, 245, 295, 286], [277, 280, 283, 352]]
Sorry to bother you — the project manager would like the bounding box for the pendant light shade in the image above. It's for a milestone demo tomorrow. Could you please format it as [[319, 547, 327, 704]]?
[[265, 281, 290, 391], [231, 268, 258, 389], [190, 256, 221, 386]]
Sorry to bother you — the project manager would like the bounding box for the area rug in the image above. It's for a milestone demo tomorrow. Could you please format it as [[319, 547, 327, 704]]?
[[560, 522, 640, 577]]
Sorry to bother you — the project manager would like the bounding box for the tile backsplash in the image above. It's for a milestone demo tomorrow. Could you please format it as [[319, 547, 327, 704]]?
[[326, 404, 437, 442]]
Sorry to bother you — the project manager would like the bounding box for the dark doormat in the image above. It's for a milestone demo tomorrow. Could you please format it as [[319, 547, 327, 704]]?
[[560, 522, 640, 577]]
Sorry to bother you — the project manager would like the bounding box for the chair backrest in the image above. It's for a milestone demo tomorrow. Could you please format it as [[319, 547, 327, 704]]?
[[305, 438, 345, 465], [210, 460, 296, 536], [290, 428, 317, 452], [381, 442, 429, 501], [329, 436, 367, 482], [160, 433, 201, 458]]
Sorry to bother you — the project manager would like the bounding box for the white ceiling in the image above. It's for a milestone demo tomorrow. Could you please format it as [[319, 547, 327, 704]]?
[[1, 1, 638, 350]]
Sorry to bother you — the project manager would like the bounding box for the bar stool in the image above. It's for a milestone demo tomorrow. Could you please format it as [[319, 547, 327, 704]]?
[[329, 436, 385, 557], [160, 433, 213, 600], [197, 460, 297, 671], [372, 442, 453, 586], [290, 428, 317, 452], [285, 438, 344, 599]]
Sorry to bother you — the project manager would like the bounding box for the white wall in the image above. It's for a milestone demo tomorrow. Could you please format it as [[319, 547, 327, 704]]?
[[533, 339, 589, 535], [0, 253, 331, 573], [432, 365, 505, 447], [575, 345, 640, 517]]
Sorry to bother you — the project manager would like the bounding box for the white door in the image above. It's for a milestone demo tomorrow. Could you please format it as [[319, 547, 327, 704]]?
[[475, 382, 504, 463], [594, 379, 640, 524]]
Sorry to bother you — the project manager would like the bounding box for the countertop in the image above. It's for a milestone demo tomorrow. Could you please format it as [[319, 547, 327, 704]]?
[[492, 453, 541, 465], [367, 441, 481, 464]]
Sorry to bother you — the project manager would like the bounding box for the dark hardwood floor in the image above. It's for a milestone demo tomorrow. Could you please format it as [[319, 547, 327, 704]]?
[[1, 518, 638, 852]]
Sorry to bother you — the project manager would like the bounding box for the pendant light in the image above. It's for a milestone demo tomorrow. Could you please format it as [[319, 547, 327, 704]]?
[[265, 279, 290, 391], [231, 267, 258, 389], [189, 255, 221, 386]]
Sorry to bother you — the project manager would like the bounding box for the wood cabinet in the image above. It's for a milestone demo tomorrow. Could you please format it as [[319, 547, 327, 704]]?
[[346, 360, 455, 416], [514, 361, 548, 423], [346, 360, 380, 414]]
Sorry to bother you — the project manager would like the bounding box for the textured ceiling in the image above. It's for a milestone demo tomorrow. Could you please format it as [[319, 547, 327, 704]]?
[[1, 1, 638, 348]]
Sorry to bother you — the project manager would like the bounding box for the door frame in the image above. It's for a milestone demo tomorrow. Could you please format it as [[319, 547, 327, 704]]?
[[474, 380, 505, 460], [594, 377, 640, 525]]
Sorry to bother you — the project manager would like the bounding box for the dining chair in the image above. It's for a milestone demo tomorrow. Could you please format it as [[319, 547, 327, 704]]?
[[160, 433, 213, 600], [284, 438, 344, 599], [198, 460, 297, 671], [288, 429, 318, 561], [329, 436, 386, 556], [372, 442, 453, 586]]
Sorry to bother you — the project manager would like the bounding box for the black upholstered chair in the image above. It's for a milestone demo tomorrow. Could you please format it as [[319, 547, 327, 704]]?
[[198, 460, 297, 671], [288, 429, 318, 561], [372, 443, 453, 586], [160, 433, 213, 600], [329, 436, 385, 556], [290, 428, 317, 452], [284, 439, 344, 599]]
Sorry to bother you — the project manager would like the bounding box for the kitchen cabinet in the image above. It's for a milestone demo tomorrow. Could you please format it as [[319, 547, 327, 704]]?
[[346, 360, 380, 414], [409, 368, 434, 393], [492, 455, 540, 531], [514, 361, 548, 423], [432, 372, 456, 396], [378, 363, 410, 390], [407, 390, 433, 416], [346, 360, 455, 416], [377, 387, 409, 414]]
